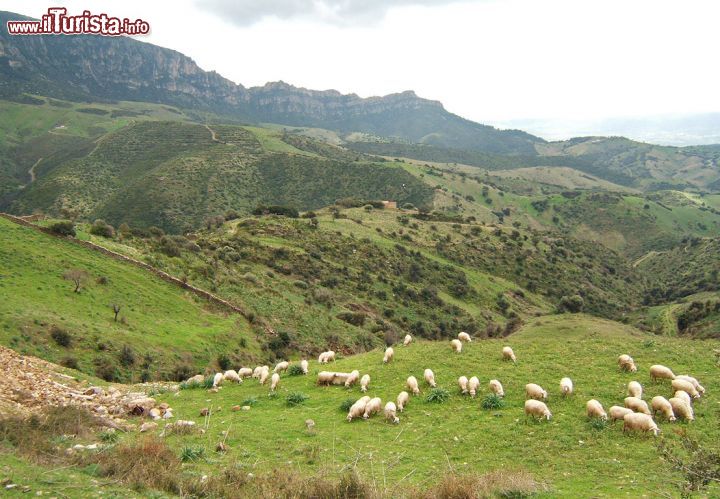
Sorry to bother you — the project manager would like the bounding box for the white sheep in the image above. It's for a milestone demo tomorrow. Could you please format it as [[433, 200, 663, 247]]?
[[273, 361, 289, 374], [650, 364, 676, 382], [503, 346, 516, 362], [668, 397, 694, 421], [651, 396, 676, 422], [674, 390, 692, 406], [676, 375, 705, 395], [627, 381, 643, 399], [468, 376, 480, 398], [403, 334, 412, 346], [560, 377, 573, 397], [450, 339, 462, 353], [623, 412, 659, 436], [270, 372, 280, 392], [525, 383, 547, 401], [524, 400, 551, 420], [252, 366, 263, 378], [237, 368, 253, 379], [458, 332, 472, 343], [424, 369, 437, 388], [360, 374, 370, 393], [300, 359, 309, 375], [384, 401, 400, 424], [458, 376, 469, 395], [671, 379, 701, 399], [618, 354, 637, 373], [383, 347, 394, 364], [212, 372, 224, 388], [609, 405, 634, 422], [223, 370, 242, 383], [318, 352, 326, 363], [363, 397, 383, 419], [407, 376, 420, 395], [258, 366, 270, 385], [586, 399, 607, 420], [317, 371, 336, 385], [489, 379, 504, 397], [397, 391, 409, 412], [345, 370, 360, 388], [347, 397, 370, 422], [319, 351, 336, 364], [624, 396, 651, 415]]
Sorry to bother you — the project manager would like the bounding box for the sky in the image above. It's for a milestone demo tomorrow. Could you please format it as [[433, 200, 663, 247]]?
[[4, 0, 720, 140]]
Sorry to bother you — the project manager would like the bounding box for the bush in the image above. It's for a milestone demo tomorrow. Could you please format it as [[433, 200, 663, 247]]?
[[288, 364, 305, 376], [172, 364, 193, 382], [217, 354, 231, 371], [180, 446, 206, 463], [481, 394, 505, 410], [426, 388, 451, 404], [286, 392, 309, 407], [339, 398, 355, 413], [90, 219, 114, 238], [242, 397, 258, 406], [50, 325, 72, 347], [558, 294, 584, 313], [94, 357, 120, 382], [252, 205, 299, 218], [118, 345, 135, 367], [97, 437, 181, 493], [337, 311, 366, 327], [48, 220, 75, 237], [60, 356, 79, 369]]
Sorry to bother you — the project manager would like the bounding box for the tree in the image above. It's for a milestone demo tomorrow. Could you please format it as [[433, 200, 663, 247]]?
[[63, 269, 89, 293], [90, 219, 114, 238], [48, 220, 76, 237], [112, 304, 121, 322]]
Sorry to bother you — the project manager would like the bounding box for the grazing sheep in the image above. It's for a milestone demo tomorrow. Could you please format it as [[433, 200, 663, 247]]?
[[397, 391, 410, 412], [347, 397, 369, 422], [424, 369, 437, 388], [450, 339, 462, 353], [318, 352, 326, 363], [671, 379, 701, 399], [525, 400, 552, 421], [403, 334, 412, 346], [560, 377, 573, 397], [300, 360, 309, 375], [668, 397, 694, 421], [273, 361, 289, 374], [651, 396, 676, 422], [676, 375, 705, 395], [489, 379, 504, 398], [318, 351, 336, 364], [624, 396, 651, 415], [252, 366, 263, 378], [618, 354, 637, 373], [237, 368, 253, 379], [468, 376, 480, 398], [212, 372, 224, 388], [674, 390, 692, 406], [317, 371, 336, 386], [609, 405, 634, 422], [407, 376, 420, 396], [223, 370, 241, 383], [360, 374, 371, 393], [363, 397, 383, 419], [258, 366, 270, 385], [627, 381, 643, 399], [458, 332, 472, 343], [525, 383, 547, 401], [383, 347, 394, 364], [586, 399, 607, 420], [623, 413, 659, 436], [458, 376, 469, 395], [270, 373, 280, 392], [384, 402, 400, 424], [331, 372, 351, 385], [650, 364, 676, 382], [345, 370, 360, 388], [503, 346, 516, 362]]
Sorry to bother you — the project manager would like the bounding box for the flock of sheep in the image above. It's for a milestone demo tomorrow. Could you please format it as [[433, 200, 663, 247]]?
[[186, 333, 706, 436]]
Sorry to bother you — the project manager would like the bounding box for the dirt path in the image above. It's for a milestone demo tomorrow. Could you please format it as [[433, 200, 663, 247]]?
[[28, 157, 42, 183], [205, 124, 220, 142], [633, 250, 664, 267]]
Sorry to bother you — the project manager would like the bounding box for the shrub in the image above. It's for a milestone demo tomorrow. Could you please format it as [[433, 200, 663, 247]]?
[[242, 397, 258, 406], [180, 446, 206, 463], [339, 398, 355, 413], [94, 357, 120, 382], [426, 388, 451, 404], [337, 311, 366, 327], [558, 294, 584, 313], [217, 354, 231, 371], [97, 437, 181, 493], [589, 418, 609, 431], [99, 429, 120, 443], [657, 435, 720, 496], [252, 205, 299, 218], [118, 345, 135, 367], [50, 325, 72, 347], [286, 392, 309, 407], [481, 394, 505, 410], [288, 364, 305, 376], [48, 220, 75, 237], [90, 219, 114, 238], [172, 363, 193, 382], [60, 356, 79, 369]]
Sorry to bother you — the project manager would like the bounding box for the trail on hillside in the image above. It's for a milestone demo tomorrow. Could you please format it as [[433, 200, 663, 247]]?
[[633, 250, 664, 267], [27, 157, 42, 183], [205, 124, 220, 143]]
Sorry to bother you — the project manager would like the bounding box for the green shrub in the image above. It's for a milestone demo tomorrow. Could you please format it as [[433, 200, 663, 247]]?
[[90, 219, 114, 238], [99, 429, 120, 443], [50, 325, 72, 347], [339, 399, 355, 413], [180, 446, 206, 463], [288, 365, 305, 376], [481, 394, 505, 410], [286, 392, 309, 407], [217, 354, 231, 371], [426, 388, 451, 404], [242, 397, 258, 406], [48, 220, 76, 237]]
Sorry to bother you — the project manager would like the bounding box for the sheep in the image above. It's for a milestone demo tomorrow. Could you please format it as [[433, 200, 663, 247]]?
[[525, 383, 547, 401], [212, 372, 224, 388], [618, 354, 637, 373], [252, 366, 263, 378], [624, 396, 651, 415], [489, 379, 504, 398], [345, 370, 360, 388], [560, 377, 573, 397], [458, 376, 469, 395], [676, 375, 705, 395], [317, 371, 336, 386], [627, 381, 643, 399], [468, 376, 480, 398], [671, 379, 701, 399], [270, 373, 280, 392], [273, 361, 289, 374], [609, 405, 634, 422], [524, 400, 552, 420], [397, 391, 410, 412], [383, 347, 394, 364], [586, 399, 607, 420], [363, 397, 383, 419], [502, 346, 516, 362], [674, 390, 692, 406], [360, 374, 371, 393], [668, 397, 694, 421], [623, 412, 660, 436], [237, 368, 253, 379], [318, 351, 336, 364], [450, 339, 462, 353], [258, 366, 270, 385], [300, 360, 309, 375], [424, 369, 437, 388], [347, 397, 369, 422], [384, 402, 400, 424], [650, 396, 676, 422], [318, 352, 326, 363], [403, 334, 412, 346], [650, 364, 676, 382], [223, 370, 242, 383], [331, 372, 351, 385], [407, 376, 420, 395], [458, 332, 472, 343]]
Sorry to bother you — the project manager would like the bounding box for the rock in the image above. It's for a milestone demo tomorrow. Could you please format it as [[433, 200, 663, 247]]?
[[162, 410, 173, 419], [200, 407, 210, 416], [84, 387, 103, 396], [139, 422, 158, 433], [241, 405, 251, 411], [149, 408, 161, 419], [215, 442, 229, 452], [208, 388, 219, 394], [305, 419, 315, 430], [231, 405, 241, 411]]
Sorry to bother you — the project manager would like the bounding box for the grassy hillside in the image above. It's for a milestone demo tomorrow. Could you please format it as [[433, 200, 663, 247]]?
[[0, 217, 258, 382]]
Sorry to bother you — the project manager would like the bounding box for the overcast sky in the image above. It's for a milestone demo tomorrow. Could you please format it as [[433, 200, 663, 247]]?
[[4, 0, 720, 137]]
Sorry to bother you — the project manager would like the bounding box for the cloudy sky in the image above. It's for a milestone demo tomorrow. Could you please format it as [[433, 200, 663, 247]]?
[[4, 1, 720, 141]]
